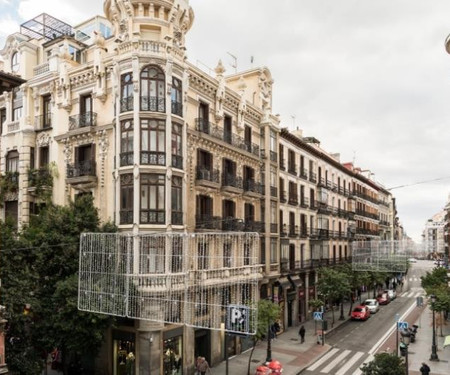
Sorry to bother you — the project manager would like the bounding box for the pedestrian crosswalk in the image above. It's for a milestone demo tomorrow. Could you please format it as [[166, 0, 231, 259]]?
[[305, 349, 374, 374], [399, 290, 424, 299]]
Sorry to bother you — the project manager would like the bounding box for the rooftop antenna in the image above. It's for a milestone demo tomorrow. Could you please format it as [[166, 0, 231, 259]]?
[[227, 52, 237, 74]]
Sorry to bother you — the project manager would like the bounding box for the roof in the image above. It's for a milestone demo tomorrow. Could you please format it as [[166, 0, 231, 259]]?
[[0, 71, 26, 93]]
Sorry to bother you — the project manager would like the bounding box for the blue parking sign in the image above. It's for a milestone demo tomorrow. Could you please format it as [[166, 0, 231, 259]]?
[[397, 321, 408, 330], [313, 311, 323, 321]]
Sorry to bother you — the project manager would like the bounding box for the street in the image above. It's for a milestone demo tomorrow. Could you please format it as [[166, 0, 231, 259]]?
[[301, 260, 432, 375]]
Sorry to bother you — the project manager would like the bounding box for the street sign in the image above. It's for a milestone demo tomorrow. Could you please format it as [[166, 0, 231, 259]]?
[[226, 304, 250, 333], [313, 311, 323, 321], [397, 321, 408, 330]]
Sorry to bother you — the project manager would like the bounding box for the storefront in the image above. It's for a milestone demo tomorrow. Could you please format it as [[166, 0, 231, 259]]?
[[163, 327, 183, 375], [112, 330, 136, 375]]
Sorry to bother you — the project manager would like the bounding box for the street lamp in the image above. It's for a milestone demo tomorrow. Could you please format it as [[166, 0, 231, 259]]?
[[400, 330, 411, 375], [430, 295, 439, 361]]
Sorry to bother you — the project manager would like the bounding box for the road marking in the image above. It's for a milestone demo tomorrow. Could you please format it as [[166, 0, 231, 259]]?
[[352, 354, 374, 375], [335, 351, 365, 375], [320, 349, 351, 373], [307, 348, 339, 371], [368, 300, 416, 355]]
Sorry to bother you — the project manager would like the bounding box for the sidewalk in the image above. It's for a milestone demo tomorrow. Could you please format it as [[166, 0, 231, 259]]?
[[212, 303, 353, 375], [407, 304, 450, 375]]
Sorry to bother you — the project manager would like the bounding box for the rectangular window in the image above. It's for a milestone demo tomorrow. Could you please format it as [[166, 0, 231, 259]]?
[[171, 176, 182, 225], [141, 119, 165, 165], [270, 238, 277, 263], [12, 87, 23, 121], [120, 174, 134, 224], [224, 115, 232, 144], [79, 94, 93, 127], [42, 95, 52, 128], [171, 77, 183, 116], [120, 73, 133, 112], [120, 120, 133, 166], [0, 108, 6, 135], [197, 102, 209, 133], [39, 146, 49, 167], [30, 147, 35, 170], [140, 174, 165, 224], [244, 125, 252, 150], [171, 124, 182, 169]]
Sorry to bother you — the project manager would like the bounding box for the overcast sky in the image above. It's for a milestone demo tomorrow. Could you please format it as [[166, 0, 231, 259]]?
[[1, 0, 450, 242]]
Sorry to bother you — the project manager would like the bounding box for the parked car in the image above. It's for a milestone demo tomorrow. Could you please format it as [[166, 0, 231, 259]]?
[[363, 299, 380, 313], [377, 292, 390, 305], [434, 259, 444, 266], [408, 258, 417, 263], [351, 305, 371, 321], [385, 289, 397, 300]]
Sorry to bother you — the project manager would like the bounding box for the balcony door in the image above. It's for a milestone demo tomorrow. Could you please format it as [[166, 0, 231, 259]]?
[[75, 144, 95, 176], [80, 94, 93, 127], [224, 115, 232, 144]]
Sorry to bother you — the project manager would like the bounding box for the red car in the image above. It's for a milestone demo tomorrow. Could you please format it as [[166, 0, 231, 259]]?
[[377, 292, 390, 305], [351, 305, 371, 321]]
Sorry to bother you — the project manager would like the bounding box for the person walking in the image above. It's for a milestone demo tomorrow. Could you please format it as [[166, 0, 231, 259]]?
[[299, 325, 306, 343], [420, 362, 431, 375], [197, 357, 211, 375]]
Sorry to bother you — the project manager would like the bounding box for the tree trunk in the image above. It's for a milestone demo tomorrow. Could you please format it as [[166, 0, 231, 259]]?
[[247, 339, 258, 375], [331, 303, 335, 327], [348, 292, 354, 316], [339, 300, 345, 320]]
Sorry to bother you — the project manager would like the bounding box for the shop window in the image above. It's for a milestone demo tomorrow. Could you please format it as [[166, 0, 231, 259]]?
[[113, 331, 135, 375], [163, 336, 183, 375]]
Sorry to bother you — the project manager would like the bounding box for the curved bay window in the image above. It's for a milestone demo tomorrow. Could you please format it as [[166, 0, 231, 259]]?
[[140, 174, 165, 224], [120, 120, 134, 166], [140, 66, 165, 112], [171, 77, 182, 116], [120, 174, 134, 225], [120, 73, 133, 112], [171, 124, 183, 169], [141, 119, 165, 165]]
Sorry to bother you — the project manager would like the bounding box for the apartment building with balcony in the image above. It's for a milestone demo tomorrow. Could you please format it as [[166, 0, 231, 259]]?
[[0, 1, 279, 373]]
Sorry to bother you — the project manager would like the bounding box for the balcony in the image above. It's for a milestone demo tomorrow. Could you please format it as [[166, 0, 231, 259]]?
[[120, 210, 133, 225], [299, 168, 308, 180], [195, 167, 220, 189], [270, 186, 278, 198], [222, 173, 243, 193], [289, 225, 299, 238], [66, 160, 97, 187], [280, 224, 287, 237], [140, 210, 165, 224], [355, 209, 379, 220], [0, 171, 19, 200], [243, 179, 263, 197], [222, 217, 244, 231], [316, 201, 332, 215], [171, 101, 183, 117], [28, 167, 53, 195], [279, 159, 286, 171], [195, 119, 260, 157], [288, 194, 298, 206], [35, 114, 52, 130], [309, 171, 317, 183], [244, 220, 265, 233], [270, 151, 278, 163], [299, 228, 308, 238], [69, 112, 97, 130], [300, 197, 309, 208], [280, 190, 287, 203], [195, 214, 222, 230], [120, 97, 134, 112], [270, 223, 278, 234], [120, 152, 133, 167], [140, 151, 166, 166], [288, 164, 297, 176], [140, 96, 165, 113], [310, 228, 330, 240], [172, 155, 183, 169], [171, 211, 183, 225]]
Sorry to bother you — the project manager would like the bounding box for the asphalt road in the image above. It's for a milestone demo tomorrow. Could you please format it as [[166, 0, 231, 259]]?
[[302, 260, 434, 375]]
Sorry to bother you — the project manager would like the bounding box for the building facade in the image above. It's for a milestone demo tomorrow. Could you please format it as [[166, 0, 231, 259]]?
[[0, 0, 399, 374]]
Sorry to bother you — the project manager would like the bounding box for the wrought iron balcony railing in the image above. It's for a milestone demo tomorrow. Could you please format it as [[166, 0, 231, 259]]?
[[288, 164, 297, 176], [140, 96, 166, 112], [120, 152, 133, 167], [140, 151, 166, 166], [120, 97, 134, 112], [270, 186, 278, 197], [35, 114, 52, 130], [244, 221, 265, 233], [66, 160, 96, 178], [243, 179, 263, 194], [288, 195, 299, 206], [140, 210, 165, 224], [300, 197, 309, 208], [171, 211, 183, 225], [195, 214, 222, 230], [172, 155, 183, 169], [69, 112, 97, 130], [171, 101, 183, 117], [300, 168, 308, 180], [270, 223, 278, 233], [28, 167, 52, 188], [280, 190, 287, 203], [309, 171, 317, 183], [222, 217, 245, 231], [196, 167, 220, 184], [270, 151, 278, 163], [222, 173, 243, 190], [279, 159, 286, 170], [120, 210, 134, 225]]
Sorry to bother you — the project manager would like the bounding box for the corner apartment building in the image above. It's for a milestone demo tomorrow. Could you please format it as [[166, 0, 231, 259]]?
[[0, 1, 399, 373]]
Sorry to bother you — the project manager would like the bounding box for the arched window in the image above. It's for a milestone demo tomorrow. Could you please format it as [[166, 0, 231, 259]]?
[[11, 52, 19, 72], [6, 150, 19, 172], [140, 65, 165, 112]]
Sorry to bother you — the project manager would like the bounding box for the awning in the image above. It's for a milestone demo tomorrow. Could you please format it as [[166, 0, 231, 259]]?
[[444, 335, 450, 348], [277, 277, 291, 289], [288, 275, 303, 288]]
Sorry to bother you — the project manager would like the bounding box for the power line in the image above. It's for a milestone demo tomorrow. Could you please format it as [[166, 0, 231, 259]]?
[[387, 175, 450, 191]]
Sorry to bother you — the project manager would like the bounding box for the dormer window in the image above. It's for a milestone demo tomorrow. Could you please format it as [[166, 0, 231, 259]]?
[[11, 52, 19, 72]]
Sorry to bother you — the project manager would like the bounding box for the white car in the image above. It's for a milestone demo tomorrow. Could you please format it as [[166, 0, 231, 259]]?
[[363, 299, 380, 313], [408, 258, 417, 263], [385, 289, 397, 300]]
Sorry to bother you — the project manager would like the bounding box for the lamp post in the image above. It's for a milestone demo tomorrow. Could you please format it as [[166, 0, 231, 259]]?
[[266, 322, 272, 363], [400, 330, 411, 375], [430, 295, 439, 361]]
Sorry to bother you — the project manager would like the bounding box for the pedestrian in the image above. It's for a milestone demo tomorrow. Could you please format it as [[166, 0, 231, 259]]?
[[420, 362, 430, 375], [197, 357, 211, 375], [196, 356, 202, 374], [299, 325, 306, 343]]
